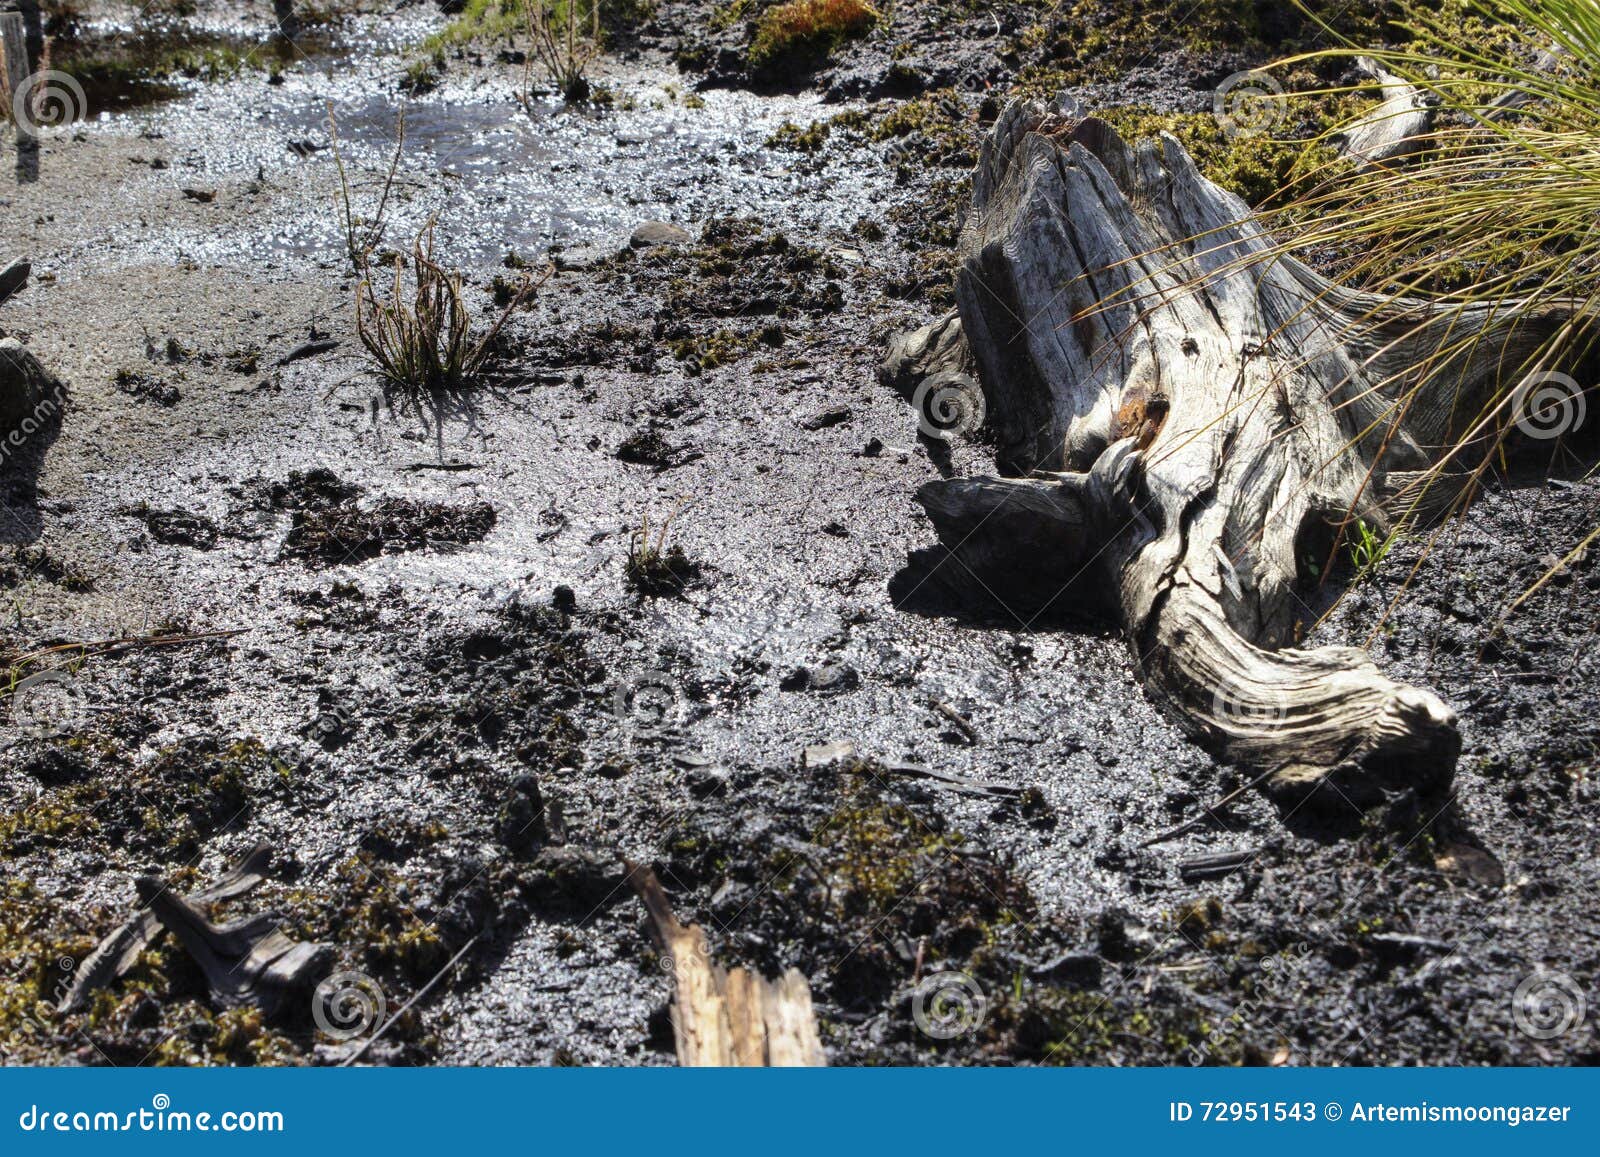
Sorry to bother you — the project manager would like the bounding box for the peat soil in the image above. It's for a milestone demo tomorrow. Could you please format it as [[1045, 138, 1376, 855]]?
[[0, 2, 1595, 1066]]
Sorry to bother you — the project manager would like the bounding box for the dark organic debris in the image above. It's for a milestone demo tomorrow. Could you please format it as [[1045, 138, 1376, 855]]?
[[269, 470, 496, 565], [615, 428, 701, 470], [59, 843, 274, 1014], [1177, 849, 1260, 884], [113, 368, 181, 406], [122, 502, 220, 550], [276, 338, 340, 366], [800, 404, 852, 431], [881, 760, 1021, 800]]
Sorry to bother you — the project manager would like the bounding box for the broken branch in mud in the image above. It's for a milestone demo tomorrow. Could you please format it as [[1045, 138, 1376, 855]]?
[[134, 876, 331, 1017], [7, 629, 245, 673], [627, 863, 825, 1067], [58, 842, 274, 1014], [888, 103, 1584, 803]]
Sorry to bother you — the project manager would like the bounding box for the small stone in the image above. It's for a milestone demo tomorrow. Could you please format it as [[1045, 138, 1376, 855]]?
[[553, 245, 606, 272], [1030, 951, 1102, 987], [686, 766, 728, 799], [0, 338, 64, 440], [630, 220, 692, 248], [803, 740, 856, 768], [801, 405, 851, 431], [0, 259, 29, 306], [810, 661, 860, 694]]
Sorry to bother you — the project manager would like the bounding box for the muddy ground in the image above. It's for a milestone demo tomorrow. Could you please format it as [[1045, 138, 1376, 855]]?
[[0, 0, 1596, 1066]]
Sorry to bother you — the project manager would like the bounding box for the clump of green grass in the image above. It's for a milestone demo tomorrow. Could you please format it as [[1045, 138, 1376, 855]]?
[[521, 0, 605, 104], [747, 0, 879, 80]]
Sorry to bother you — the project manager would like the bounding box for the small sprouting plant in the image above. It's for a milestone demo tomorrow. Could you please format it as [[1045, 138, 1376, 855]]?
[[1347, 518, 1393, 581], [626, 502, 700, 595]]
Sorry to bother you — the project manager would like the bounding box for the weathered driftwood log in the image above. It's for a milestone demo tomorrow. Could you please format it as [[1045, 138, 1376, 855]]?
[[628, 863, 825, 1066], [888, 103, 1578, 802]]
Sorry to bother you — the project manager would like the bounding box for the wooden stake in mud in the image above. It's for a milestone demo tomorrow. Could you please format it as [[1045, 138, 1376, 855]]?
[[0, 10, 33, 149], [628, 863, 826, 1066]]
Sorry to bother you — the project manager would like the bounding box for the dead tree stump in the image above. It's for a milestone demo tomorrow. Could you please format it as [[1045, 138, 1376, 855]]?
[[888, 103, 1579, 802]]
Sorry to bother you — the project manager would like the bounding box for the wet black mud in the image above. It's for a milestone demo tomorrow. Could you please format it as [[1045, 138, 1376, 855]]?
[[0, 1, 1595, 1067]]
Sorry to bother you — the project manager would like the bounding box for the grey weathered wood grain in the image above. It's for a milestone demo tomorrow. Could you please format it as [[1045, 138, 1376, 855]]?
[[1338, 57, 1434, 169], [890, 104, 1577, 800]]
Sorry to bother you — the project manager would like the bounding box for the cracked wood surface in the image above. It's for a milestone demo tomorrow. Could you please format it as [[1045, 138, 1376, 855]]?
[[889, 103, 1576, 801]]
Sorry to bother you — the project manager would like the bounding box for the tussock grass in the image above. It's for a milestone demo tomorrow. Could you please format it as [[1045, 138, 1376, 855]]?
[[1102, 1, 1600, 619], [1269, 0, 1600, 602], [354, 221, 545, 395]]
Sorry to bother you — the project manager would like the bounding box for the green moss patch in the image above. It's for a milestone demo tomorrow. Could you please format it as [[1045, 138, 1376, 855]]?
[[747, 0, 880, 81]]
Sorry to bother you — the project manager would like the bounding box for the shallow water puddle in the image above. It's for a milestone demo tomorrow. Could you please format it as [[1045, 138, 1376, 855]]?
[[50, 12, 870, 272]]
